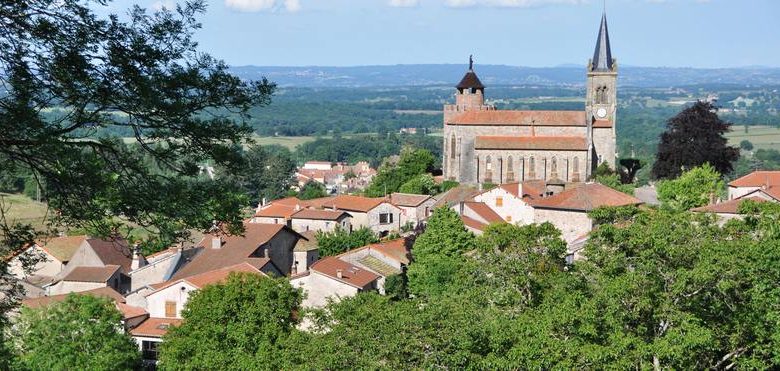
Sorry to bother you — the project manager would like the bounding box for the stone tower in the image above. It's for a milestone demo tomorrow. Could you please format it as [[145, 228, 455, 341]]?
[[585, 12, 618, 171], [443, 57, 494, 181]]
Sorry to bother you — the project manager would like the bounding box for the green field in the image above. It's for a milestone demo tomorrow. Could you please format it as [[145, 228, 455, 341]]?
[[0, 193, 51, 230], [727, 125, 780, 151]]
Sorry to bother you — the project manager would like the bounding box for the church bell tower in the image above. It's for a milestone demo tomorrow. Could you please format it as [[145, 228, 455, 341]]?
[[586, 12, 618, 170]]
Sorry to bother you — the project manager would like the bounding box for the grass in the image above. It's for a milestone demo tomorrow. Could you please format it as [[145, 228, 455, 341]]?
[[0, 193, 51, 230], [726, 125, 780, 151]]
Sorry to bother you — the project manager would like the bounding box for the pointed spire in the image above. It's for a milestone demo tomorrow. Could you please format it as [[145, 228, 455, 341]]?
[[591, 12, 614, 72]]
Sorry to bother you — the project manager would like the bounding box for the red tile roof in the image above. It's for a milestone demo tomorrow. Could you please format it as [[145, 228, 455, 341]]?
[[130, 317, 182, 338], [340, 238, 410, 265], [729, 171, 780, 188], [464, 201, 505, 224], [448, 110, 586, 126], [290, 209, 350, 221], [312, 195, 389, 213], [389, 193, 433, 207], [461, 215, 488, 232], [152, 262, 265, 293], [691, 196, 766, 214], [117, 303, 148, 320], [475, 136, 587, 151], [254, 203, 299, 219], [170, 223, 292, 281], [310, 256, 379, 289], [22, 287, 125, 309], [529, 183, 642, 212], [63, 265, 121, 283]]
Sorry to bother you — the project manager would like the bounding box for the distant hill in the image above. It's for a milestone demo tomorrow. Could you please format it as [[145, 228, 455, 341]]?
[[230, 64, 780, 88]]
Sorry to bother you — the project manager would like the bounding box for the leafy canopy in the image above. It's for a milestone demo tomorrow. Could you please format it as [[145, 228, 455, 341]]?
[[158, 273, 301, 370], [315, 226, 378, 257], [10, 294, 140, 370], [657, 163, 724, 211]]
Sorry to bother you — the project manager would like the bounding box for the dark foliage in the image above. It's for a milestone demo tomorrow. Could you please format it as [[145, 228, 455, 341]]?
[[652, 101, 740, 179]]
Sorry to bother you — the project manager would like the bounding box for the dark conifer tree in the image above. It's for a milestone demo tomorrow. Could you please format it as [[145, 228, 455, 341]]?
[[652, 101, 739, 179]]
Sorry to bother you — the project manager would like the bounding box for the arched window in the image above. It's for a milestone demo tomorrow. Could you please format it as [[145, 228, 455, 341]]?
[[572, 156, 581, 182], [506, 156, 515, 182], [450, 135, 456, 159], [551, 157, 558, 178], [529, 156, 536, 179], [485, 156, 493, 182]]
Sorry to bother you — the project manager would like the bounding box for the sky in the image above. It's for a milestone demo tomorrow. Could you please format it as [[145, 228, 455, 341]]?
[[107, 0, 780, 68]]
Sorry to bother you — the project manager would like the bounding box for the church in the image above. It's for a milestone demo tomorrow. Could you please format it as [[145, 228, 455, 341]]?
[[443, 13, 618, 185]]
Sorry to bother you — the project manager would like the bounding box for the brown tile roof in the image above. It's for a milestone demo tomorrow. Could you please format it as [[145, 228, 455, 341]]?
[[117, 303, 148, 320], [311, 256, 379, 289], [255, 203, 299, 219], [389, 193, 433, 207], [63, 265, 121, 283], [313, 195, 389, 213], [729, 171, 780, 188], [130, 317, 182, 338], [529, 183, 642, 212], [36, 235, 87, 263], [461, 215, 488, 232], [464, 201, 505, 224], [22, 287, 125, 309], [433, 185, 480, 208], [87, 238, 132, 272], [290, 208, 350, 221], [691, 196, 767, 214], [475, 136, 588, 151], [152, 262, 265, 293], [170, 223, 291, 281], [593, 119, 613, 128], [449, 110, 586, 126], [456, 70, 485, 90], [369, 239, 410, 265]]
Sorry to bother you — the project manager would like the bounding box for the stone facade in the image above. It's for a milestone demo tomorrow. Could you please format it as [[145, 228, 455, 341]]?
[[443, 15, 618, 185]]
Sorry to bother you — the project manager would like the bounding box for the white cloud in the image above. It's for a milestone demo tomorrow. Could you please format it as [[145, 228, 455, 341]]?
[[151, 0, 175, 11], [224, 0, 301, 12], [445, 0, 586, 7], [389, 0, 420, 7]]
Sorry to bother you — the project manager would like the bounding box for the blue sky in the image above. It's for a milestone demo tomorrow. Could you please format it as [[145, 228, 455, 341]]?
[[109, 0, 779, 68]]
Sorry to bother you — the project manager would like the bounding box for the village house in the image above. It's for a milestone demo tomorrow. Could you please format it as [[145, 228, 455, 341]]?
[[727, 170, 780, 200], [529, 182, 643, 246], [290, 256, 380, 308], [126, 245, 202, 292], [455, 201, 506, 235], [309, 195, 403, 236], [46, 237, 133, 295], [692, 196, 768, 225], [470, 181, 546, 224], [336, 238, 410, 294], [389, 193, 437, 227], [251, 197, 310, 226], [289, 208, 352, 234], [295, 161, 377, 194], [293, 231, 320, 274], [167, 222, 303, 281]]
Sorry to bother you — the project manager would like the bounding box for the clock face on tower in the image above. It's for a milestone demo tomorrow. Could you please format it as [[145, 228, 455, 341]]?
[[596, 108, 607, 118]]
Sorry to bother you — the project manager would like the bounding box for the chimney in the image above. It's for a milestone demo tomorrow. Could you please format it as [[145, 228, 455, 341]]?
[[131, 243, 147, 270], [459, 201, 465, 215], [336, 269, 343, 279], [211, 236, 222, 249], [295, 204, 301, 211], [262, 197, 267, 206]]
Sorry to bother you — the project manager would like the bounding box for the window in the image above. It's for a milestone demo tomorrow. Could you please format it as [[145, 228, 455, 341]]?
[[165, 301, 177, 318], [495, 197, 503, 207], [450, 136, 456, 159], [573, 157, 579, 173], [506, 156, 514, 182], [506, 215, 512, 222], [551, 157, 558, 177], [486, 156, 492, 171], [529, 156, 536, 179], [379, 213, 394, 224], [325, 222, 331, 228], [142, 341, 159, 361]]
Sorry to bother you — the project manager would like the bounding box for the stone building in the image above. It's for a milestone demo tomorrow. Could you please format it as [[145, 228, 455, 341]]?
[[443, 13, 618, 185]]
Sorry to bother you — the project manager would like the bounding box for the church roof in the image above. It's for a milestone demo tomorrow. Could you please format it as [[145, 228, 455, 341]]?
[[475, 136, 588, 151], [591, 13, 614, 72], [448, 110, 586, 126], [456, 55, 485, 90], [529, 183, 642, 212]]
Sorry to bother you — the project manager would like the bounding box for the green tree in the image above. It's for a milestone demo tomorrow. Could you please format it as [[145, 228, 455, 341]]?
[[657, 164, 724, 211], [315, 227, 378, 257], [652, 101, 740, 179], [740, 139, 754, 151], [407, 207, 475, 297], [0, 0, 273, 327], [398, 174, 437, 195], [11, 294, 139, 370], [225, 145, 296, 206], [297, 181, 327, 200], [158, 273, 301, 370], [365, 147, 435, 197]]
